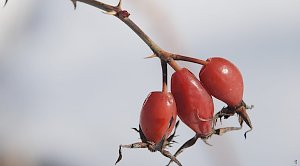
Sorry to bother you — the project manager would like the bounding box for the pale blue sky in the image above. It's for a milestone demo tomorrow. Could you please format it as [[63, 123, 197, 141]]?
[[1, 0, 300, 166]]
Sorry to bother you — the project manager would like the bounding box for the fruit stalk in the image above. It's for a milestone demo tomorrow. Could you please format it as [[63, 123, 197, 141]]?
[[161, 60, 168, 93], [172, 54, 209, 65]]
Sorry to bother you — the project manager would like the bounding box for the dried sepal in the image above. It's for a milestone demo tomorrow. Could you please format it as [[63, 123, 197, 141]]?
[[214, 126, 242, 136], [116, 120, 181, 165], [167, 135, 198, 166], [214, 100, 254, 138]]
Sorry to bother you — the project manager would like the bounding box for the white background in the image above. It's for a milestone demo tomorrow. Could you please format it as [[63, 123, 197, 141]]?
[[0, 0, 299, 165]]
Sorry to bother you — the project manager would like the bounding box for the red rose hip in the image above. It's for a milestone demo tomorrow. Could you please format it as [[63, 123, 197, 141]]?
[[167, 68, 241, 166], [199, 57, 243, 106], [199, 57, 253, 138], [140, 91, 177, 143], [171, 68, 214, 138], [116, 91, 181, 166]]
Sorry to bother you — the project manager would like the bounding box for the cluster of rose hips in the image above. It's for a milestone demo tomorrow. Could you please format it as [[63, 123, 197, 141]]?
[[3, 0, 253, 165], [115, 55, 253, 166]]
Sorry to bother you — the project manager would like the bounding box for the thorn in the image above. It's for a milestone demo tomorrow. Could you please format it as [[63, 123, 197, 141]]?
[[71, 0, 77, 10], [102, 10, 117, 15], [117, 0, 122, 8], [144, 54, 157, 59]]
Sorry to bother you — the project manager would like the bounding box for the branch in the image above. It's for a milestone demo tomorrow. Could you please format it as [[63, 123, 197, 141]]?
[[172, 54, 209, 65], [71, 0, 118, 12]]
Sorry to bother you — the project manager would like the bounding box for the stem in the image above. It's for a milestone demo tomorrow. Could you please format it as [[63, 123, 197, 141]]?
[[118, 16, 163, 55], [72, 0, 118, 12], [168, 59, 182, 71], [172, 54, 209, 65], [161, 60, 168, 93], [73, 0, 182, 71]]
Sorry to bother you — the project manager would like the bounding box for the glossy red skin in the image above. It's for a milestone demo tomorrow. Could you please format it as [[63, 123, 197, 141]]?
[[199, 57, 244, 107], [171, 68, 214, 138], [140, 92, 177, 143]]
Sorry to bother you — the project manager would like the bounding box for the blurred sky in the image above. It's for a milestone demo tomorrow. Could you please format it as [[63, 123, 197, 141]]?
[[0, 0, 300, 166]]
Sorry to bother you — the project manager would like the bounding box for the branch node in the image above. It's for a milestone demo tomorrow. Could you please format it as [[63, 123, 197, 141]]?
[[116, 10, 130, 18]]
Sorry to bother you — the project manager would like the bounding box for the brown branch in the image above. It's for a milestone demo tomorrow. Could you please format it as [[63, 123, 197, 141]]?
[[172, 54, 209, 65], [71, 0, 117, 12]]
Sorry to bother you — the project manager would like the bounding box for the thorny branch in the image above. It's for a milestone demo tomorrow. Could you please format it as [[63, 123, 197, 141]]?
[[3, 1, 254, 165], [71, 0, 118, 12]]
